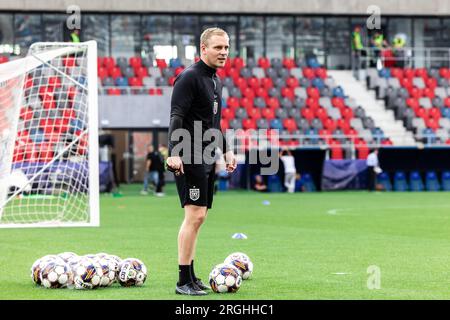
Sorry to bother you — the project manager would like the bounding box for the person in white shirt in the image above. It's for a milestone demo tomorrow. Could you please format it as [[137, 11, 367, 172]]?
[[280, 149, 297, 193], [366, 149, 381, 191]]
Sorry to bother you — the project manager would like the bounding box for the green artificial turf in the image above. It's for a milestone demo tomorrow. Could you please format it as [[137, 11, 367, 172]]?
[[1, 183, 450, 300]]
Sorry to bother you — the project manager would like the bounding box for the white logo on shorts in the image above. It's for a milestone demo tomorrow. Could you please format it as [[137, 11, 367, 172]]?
[[189, 188, 200, 201]]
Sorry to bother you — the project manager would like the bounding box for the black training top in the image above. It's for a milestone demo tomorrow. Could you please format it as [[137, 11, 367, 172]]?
[[168, 59, 227, 164]]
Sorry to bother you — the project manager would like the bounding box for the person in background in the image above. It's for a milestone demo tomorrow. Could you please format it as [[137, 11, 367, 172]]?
[[141, 145, 163, 196], [253, 175, 268, 192], [70, 29, 81, 43], [370, 31, 389, 68], [366, 148, 382, 192], [351, 26, 365, 75], [280, 149, 297, 193], [156, 144, 168, 196], [392, 33, 407, 68]]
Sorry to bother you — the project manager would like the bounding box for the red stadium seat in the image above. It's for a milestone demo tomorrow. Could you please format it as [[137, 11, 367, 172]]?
[[260, 77, 273, 90], [61, 109, 76, 120], [306, 97, 319, 110], [107, 88, 121, 95], [247, 77, 260, 91], [0, 56, 9, 64], [285, 77, 299, 88], [423, 87, 435, 99], [282, 58, 296, 69], [337, 119, 351, 131], [20, 107, 34, 121], [228, 68, 241, 80], [109, 66, 122, 79], [226, 97, 240, 109], [48, 77, 62, 89], [220, 119, 229, 130], [168, 76, 176, 86], [415, 107, 427, 118], [98, 67, 109, 79], [306, 87, 320, 99], [242, 87, 255, 100], [426, 118, 439, 130], [301, 108, 314, 122], [403, 68, 415, 79], [315, 107, 328, 121], [331, 97, 345, 109], [261, 108, 275, 120], [440, 68, 450, 79], [247, 108, 262, 120], [233, 57, 245, 69], [408, 87, 422, 99], [341, 107, 354, 120], [302, 68, 315, 79], [329, 140, 343, 159], [281, 87, 294, 100], [103, 57, 116, 69], [255, 87, 268, 98], [216, 68, 227, 79], [282, 118, 297, 132], [129, 77, 143, 87], [426, 77, 437, 89], [428, 107, 441, 120], [266, 97, 280, 109], [242, 118, 257, 130], [240, 97, 254, 109], [156, 59, 167, 69], [315, 68, 327, 79], [134, 66, 148, 78], [415, 68, 428, 79], [129, 56, 142, 69], [221, 108, 235, 120], [406, 98, 420, 109], [63, 57, 76, 67], [400, 77, 413, 89], [97, 57, 104, 67], [258, 57, 270, 69], [323, 118, 337, 131]]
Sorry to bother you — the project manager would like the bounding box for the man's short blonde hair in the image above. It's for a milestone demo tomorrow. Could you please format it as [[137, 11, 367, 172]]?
[[200, 27, 229, 46]]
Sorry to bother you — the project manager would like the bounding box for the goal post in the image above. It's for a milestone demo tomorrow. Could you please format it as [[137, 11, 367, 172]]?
[[0, 41, 99, 228]]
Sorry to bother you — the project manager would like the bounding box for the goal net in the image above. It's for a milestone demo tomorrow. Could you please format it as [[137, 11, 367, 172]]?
[[0, 41, 99, 228]]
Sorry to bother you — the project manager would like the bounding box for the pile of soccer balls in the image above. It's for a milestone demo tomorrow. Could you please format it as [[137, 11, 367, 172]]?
[[209, 252, 253, 293], [31, 252, 147, 289]]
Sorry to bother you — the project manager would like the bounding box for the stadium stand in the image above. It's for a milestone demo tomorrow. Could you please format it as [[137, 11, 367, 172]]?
[[367, 66, 450, 146]]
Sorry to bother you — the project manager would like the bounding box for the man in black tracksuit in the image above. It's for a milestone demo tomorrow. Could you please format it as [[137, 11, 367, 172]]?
[[166, 28, 237, 295]]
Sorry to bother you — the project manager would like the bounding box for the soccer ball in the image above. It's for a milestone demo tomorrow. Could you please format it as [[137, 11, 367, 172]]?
[[97, 257, 117, 287], [224, 252, 253, 280], [209, 263, 242, 293], [106, 254, 122, 280], [95, 252, 109, 259], [58, 252, 78, 263], [31, 255, 65, 285], [117, 258, 147, 287], [72, 258, 103, 289], [39, 260, 72, 289]]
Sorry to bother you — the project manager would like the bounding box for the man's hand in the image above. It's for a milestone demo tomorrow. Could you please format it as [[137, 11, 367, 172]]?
[[224, 150, 237, 173], [166, 156, 184, 176]]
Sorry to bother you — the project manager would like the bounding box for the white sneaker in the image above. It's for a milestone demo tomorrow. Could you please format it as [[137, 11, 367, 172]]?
[[140, 190, 148, 195], [155, 192, 165, 197]]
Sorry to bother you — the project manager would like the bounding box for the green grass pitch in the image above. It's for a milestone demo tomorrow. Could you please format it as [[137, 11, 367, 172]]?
[[1, 183, 450, 300]]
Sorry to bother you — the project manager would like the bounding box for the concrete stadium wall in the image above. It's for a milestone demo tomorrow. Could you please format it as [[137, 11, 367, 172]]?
[[1, 0, 449, 16]]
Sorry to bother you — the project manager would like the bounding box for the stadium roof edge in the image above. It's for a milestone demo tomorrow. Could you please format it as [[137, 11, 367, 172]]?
[[1, 0, 449, 16]]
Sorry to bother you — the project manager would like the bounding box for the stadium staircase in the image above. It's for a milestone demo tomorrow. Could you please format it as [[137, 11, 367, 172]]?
[[329, 70, 416, 146]]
